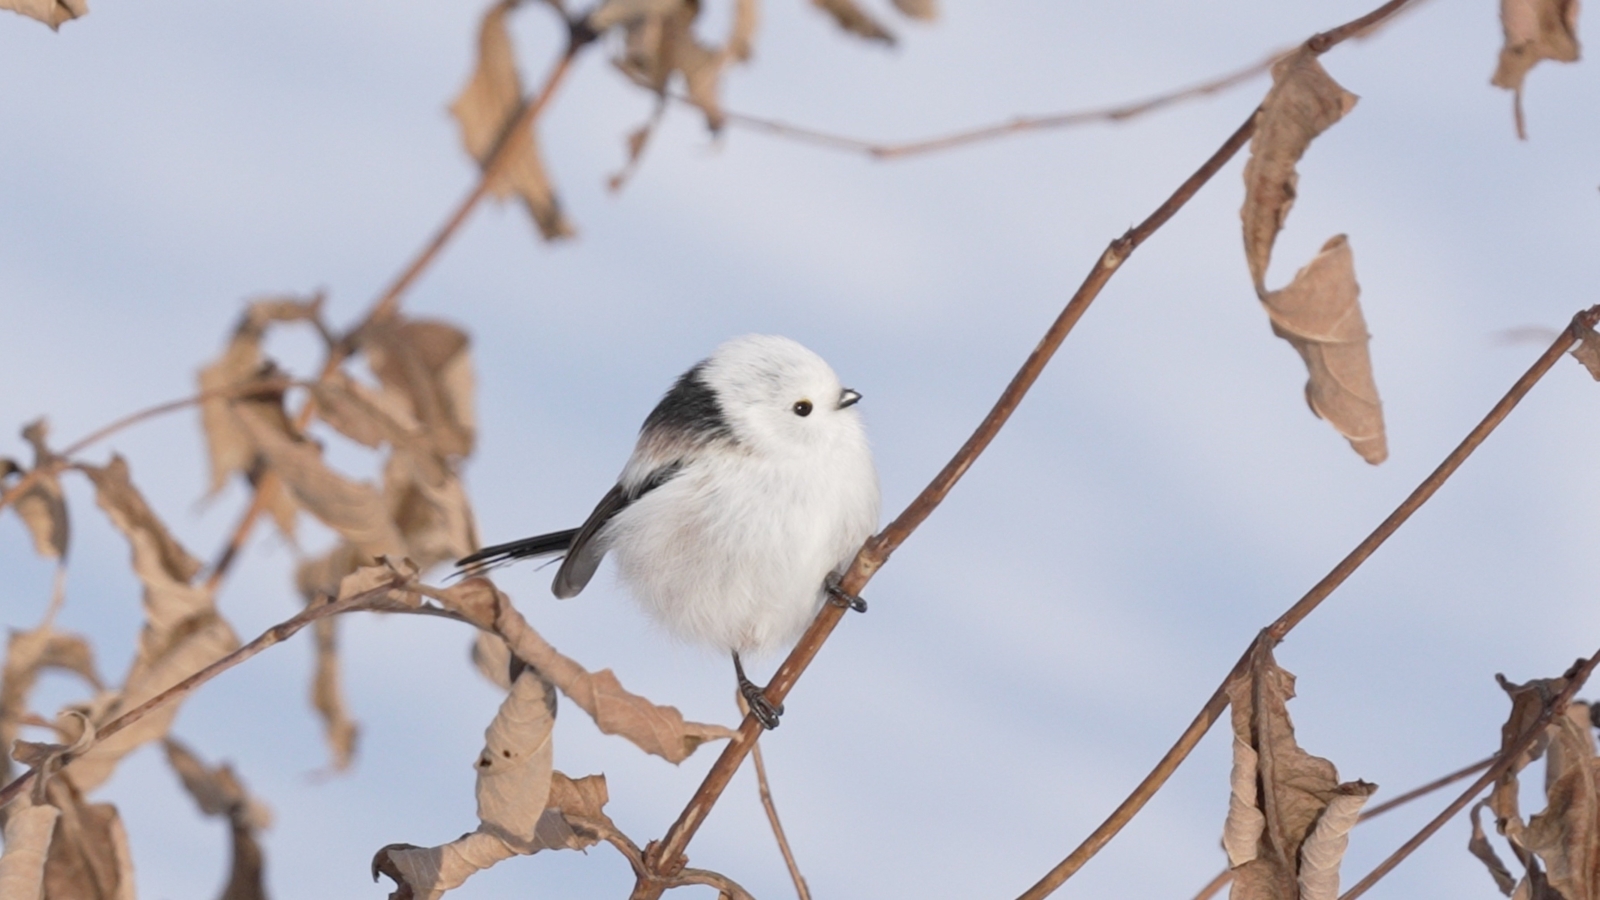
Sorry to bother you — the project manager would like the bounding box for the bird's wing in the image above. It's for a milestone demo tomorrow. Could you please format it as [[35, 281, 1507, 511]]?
[[552, 461, 684, 598], [551, 482, 629, 598]]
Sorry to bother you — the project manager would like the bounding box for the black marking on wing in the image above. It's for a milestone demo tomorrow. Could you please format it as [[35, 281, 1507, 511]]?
[[455, 462, 685, 592], [641, 363, 730, 444], [552, 461, 683, 598]]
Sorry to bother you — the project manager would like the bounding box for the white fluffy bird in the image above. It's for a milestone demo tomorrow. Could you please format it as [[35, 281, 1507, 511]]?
[[459, 335, 880, 727]]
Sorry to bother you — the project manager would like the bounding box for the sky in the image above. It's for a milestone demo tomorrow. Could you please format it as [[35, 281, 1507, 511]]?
[[2, 0, 1599, 898]]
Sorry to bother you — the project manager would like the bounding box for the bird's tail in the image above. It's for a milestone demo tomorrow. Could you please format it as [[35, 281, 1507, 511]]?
[[455, 529, 579, 578]]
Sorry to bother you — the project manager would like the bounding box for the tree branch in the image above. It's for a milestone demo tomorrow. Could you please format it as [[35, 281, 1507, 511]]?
[[1340, 653, 1600, 898], [0, 575, 415, 811], [634, 2, 1433, 891]]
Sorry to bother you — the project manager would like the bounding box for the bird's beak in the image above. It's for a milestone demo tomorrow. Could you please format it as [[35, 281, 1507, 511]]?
[[837, 388, 862, 409]]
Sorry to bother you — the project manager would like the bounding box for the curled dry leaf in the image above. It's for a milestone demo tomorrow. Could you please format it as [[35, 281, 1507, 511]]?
[[1492, 0, 1581, 139], [1522, 702, 1600, 900], [5, 420, 70, 560], [312, 617, 360, 770], [1240, 53, 1382, 464], [163, 738, 271, 900], [0, 623, 100, 784], [604, 0, 757, 136], [0, 0, 86, 30], [0, 800, 60, 900], [476, 670, 556, 851], [1470, 800, 1520, 896], [1222, 639, 1374, 900], [452, 0, 574, 240], [40, 778, 135, 900], [439, 579, 736, 762], [66, 456, 238, 792], [810, 0, 895, 44], [1240, 48, 1358, 294], [373, 678, 587, 899], [1297, 782, 1378, 900], [1262, 235, 1387, 464]]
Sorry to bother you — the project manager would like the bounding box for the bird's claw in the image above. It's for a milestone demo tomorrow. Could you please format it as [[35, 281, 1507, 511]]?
[[739, 678, 784, 730], [826, 582, 867, 613]]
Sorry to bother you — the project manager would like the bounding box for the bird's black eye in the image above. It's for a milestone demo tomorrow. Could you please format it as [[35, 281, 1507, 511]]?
[[792, 400, 813, 417]]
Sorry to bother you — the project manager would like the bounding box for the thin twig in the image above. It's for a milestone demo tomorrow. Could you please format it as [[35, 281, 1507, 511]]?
[[705, 0, 1425, 162], [752, 740, 811, 900], [1340, 653, 1600, 899], [0, 379, 291, 516], [635, 4, 1432, 890], [1016, 304, 1599, 900], [712, 48, 1286, 160], [0, 576, 414, 811], [1189, 755, 1495, 900]]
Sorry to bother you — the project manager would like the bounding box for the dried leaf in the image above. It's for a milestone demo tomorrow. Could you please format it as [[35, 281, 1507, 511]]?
[[1471, 800, 1520, 896], [163, 738, 271, 900], [810, 0, 895, 44], [67, 456, 237, 791], [313, 618, 361, 771], [1298, 782, 1378, 900], [0, 801, 60, 900], [384, 451, 476, 570], [438, 579, 736, 763], [1224, 640, 1373, 900], [1492, 0, 1581, 139], [891, 0, 936, 20], [471, 632, 515, 691], [0, 0, 86, 29], [588, 0, 682, 32], [1570, 328, 1600, 380], [530, 772, 610, 852], [6, 421, 69, 560], [373, 833, 519, 900], [1261, 235, 1387, 464], [1524, 703, 1600, 900], [360, 319, 476, 461], [1, 623, 100, 784], [234, 409, 407, 558], [728, 0, 759, 61], [476, 671, 556, 850], [451, 0, 574, 240], [1490, 672, 1571, 851], [41, 778, 135, 900], [1241, 49, 1358, 294], [82, 455, 202, 584], [1223, 737, 1266, 866], [196, 296, 321, 496]]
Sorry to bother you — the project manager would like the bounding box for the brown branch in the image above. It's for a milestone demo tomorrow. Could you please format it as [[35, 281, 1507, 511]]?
[[0, 576, 415, 811], [1189, 755, 1495, 900], [1340, 654, 1600, 899], [711, 48, 1285, 160], [752, 739, 811, 900], [636, 4, 1436, 890], [1016, 305, 1598, 900], [707, 0, 1424, 162]]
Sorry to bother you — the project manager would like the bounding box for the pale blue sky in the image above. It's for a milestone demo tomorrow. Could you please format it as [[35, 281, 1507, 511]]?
[[3, 1, 1598, 897]]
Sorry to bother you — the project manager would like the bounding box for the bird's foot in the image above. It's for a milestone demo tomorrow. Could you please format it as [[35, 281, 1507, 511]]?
[[826, 578, 867, 613], [738, 674, 784, 730]]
